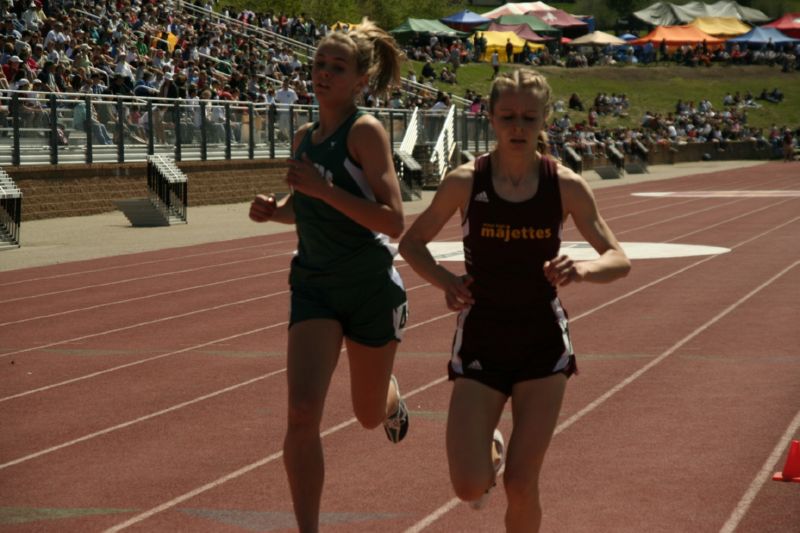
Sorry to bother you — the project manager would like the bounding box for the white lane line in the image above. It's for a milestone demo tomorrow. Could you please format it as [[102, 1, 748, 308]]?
[[103, 374, 450, 533], [0, 237, 298, 288], [0, 284, 439, 463], [0, 321, 288, 403], [0, 269, 289, 327], [0, 290, 289, 360], [0, 251, 292, 304], [0, 369, 287, 470], [719, 409, 800, 533], [406, 259, 799, 532], [0, 281, 430, 401]]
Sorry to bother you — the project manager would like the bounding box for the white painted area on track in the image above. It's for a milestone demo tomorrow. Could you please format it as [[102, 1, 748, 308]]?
[[398, 241, 731, 263], [634, 190, 800, 198]]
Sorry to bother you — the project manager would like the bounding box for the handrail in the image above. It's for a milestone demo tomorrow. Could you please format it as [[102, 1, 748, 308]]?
[[178, 1, 316, 62], [398, 107, 419, 155], [429, 105, 457, 182], [0, 89, 496, 168]]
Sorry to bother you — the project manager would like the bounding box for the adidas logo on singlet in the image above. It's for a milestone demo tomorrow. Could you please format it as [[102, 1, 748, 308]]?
[[474, 191, 489, 202], [467, 359, 483, 370]]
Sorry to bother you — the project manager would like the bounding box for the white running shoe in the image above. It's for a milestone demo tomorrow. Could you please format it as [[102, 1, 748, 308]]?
[[383, 375, 409, 443], [469, 428, 505, 510]]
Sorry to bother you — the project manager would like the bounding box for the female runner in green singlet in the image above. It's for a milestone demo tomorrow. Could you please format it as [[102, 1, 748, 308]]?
[[249, 19, 408, 533]]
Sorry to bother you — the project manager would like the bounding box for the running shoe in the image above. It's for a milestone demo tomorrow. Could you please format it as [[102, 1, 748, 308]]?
[[383, 375, 409, 443], [469, 428, 505, 510]]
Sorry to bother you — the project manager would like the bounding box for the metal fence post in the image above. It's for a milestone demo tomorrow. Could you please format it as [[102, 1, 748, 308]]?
[[146, 100, 154, 155], [11, 94, 20, 166], [49, 93, 58, 165], [116, 98, 124, 163], [84, 95, 93, 164], [224, 102, 232, 160], [173, 100, 182, 162], [268, 103, 276, 159], [200, 101, 208, 161], [248, 103, 255, 159]]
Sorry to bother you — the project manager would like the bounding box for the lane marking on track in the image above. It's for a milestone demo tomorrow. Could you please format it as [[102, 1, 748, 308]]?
[[0, 270, 289, 327], [101, 317, 454, 533], [0, 237, 298, 287], [101, 217, 798, 532], [0, 283, 435, 464], [719, 407, 800, 533], [406, 259, 800, 533], [634, 190, 800, 198], [0, 253, 293, 304], [96, 213, 800, 531]]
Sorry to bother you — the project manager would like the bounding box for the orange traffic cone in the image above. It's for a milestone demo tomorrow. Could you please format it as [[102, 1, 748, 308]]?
[[772, 439, 800, 482]]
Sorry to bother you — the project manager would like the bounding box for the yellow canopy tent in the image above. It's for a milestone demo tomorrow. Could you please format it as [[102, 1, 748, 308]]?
[[688, 17, 750, 37], [331, 21, 361, 32], [480, 31, 543, 62]]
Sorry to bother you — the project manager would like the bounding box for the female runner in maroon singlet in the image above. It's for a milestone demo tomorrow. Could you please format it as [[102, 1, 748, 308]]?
[[400, 69, 631, 531]]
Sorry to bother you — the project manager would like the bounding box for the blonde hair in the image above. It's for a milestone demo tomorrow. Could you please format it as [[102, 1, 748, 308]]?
[[489, 69, 552, 154], [318, 17, 405, 98]]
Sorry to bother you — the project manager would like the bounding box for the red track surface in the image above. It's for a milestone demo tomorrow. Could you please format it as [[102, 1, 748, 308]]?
[[1, 162, 798, 532]]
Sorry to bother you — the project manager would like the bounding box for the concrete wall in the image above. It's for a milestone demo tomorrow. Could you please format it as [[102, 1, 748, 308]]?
[[7, 159, 290, 221]]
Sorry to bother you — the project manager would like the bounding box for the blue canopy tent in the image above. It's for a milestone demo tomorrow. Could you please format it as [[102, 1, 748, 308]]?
[[727, 26, 799, 46], [440, 9, 492, 32]]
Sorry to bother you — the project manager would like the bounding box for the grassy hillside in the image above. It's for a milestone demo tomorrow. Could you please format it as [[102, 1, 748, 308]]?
[[413, 61, 799, 131]]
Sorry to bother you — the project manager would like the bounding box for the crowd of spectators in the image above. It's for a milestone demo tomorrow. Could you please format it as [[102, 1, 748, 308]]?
[[547, 91, 796, 164], [0, 0, 330, 144], [0, 0, 795, 158]]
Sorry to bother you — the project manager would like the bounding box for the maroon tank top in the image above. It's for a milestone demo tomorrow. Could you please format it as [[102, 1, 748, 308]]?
[[462, 153, 563, 311]]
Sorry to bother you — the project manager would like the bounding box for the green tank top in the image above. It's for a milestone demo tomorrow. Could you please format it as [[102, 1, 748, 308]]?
[[290, 110, 395, 287]]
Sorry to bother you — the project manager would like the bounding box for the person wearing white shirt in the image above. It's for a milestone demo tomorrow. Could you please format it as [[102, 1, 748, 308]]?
[[274, 78, 297, 140]]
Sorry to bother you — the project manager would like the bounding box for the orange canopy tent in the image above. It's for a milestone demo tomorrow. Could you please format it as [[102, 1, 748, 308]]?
[[630, 25, 725, 51]]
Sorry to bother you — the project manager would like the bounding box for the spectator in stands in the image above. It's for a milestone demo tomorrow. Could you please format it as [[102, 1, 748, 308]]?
[[421, 59, 435, 83], [72, 86, 113, 144], [248, 19, 409, 533], [783, 128, 795, 162], [568, 92, 584, 111], [439, 65, 456, 84], [431, 92, 451, 111], [133, 71, 159, 97], [274, 76, 297, 140], [398, 68, 630, 527], [3, 55, 21, 81]]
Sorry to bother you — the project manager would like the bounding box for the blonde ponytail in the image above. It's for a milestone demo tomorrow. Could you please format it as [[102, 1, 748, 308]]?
[[321, 17, 405, 97]]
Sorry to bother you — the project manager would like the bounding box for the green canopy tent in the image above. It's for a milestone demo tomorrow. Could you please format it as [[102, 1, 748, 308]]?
[[390, 18, 471, 41]]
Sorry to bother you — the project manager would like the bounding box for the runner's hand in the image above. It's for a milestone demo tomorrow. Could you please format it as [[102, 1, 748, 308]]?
[[442, 272, 474, 311], [544, 255, 582, 287], [286, 154, 330, 199], [249, 194, 277, 222]]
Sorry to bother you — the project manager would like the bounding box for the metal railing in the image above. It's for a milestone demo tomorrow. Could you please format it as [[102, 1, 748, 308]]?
[[0, 168, 22, 248], [398, 107, 420, 156], [0, 90, 495, 167], [429, 105, 458, 183]]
